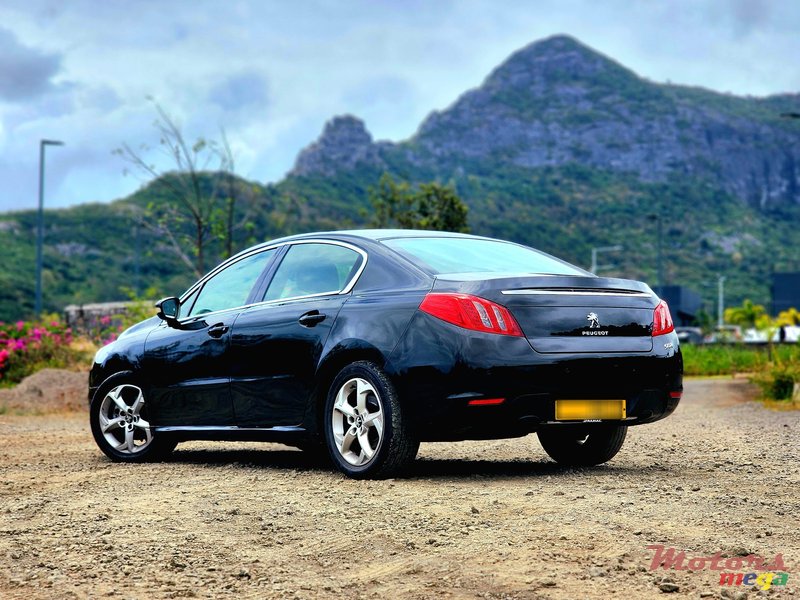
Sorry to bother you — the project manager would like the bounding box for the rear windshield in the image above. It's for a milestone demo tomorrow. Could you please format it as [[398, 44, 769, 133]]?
[[383, 237, 586, 276]]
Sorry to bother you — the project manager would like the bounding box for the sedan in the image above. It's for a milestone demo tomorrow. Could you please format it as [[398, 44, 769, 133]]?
[[89, 230, 683, 478]]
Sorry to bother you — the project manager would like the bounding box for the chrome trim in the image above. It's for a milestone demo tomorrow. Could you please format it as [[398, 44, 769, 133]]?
[[501, 290, 652, 298], [153, 425, 305, 433], [175, 239, 369, 323]]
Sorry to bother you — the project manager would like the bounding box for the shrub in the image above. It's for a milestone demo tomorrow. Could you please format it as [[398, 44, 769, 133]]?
[[752, 362, 799, 401], [0, 317, 91, 387]]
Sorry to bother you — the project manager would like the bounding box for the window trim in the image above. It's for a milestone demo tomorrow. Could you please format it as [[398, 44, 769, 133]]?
[[176, 239, 368, 323]]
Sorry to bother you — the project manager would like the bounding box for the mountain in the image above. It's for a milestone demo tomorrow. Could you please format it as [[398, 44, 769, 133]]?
[[293, 35, 800, 210], [2, 34, 800, 322]]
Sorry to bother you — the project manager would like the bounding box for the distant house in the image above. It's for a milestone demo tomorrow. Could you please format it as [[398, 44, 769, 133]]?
[[653, 285, 702, 327], [772, 272, 800, 315]]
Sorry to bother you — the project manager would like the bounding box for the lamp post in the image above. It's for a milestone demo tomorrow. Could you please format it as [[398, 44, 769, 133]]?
[[35, 139, 64, 317], [590, 245, 623, 274], [717, 275, 726, 329]]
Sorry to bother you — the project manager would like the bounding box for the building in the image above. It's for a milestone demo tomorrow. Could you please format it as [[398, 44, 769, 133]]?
[[653, 285, 702, 327], [772, 272, 800, 315]]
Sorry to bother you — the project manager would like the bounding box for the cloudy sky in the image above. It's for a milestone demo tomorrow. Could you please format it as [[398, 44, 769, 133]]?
[[1, 0, 798, 212]]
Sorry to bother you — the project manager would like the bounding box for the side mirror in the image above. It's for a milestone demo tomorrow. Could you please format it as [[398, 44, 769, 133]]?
[[155, 297, 180, 326]]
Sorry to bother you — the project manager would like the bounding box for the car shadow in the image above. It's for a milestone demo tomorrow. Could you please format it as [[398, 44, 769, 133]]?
[[162, 446, 645, 479]]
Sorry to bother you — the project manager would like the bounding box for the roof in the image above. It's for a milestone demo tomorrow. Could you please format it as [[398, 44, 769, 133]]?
[[292, 229, 483, 241]]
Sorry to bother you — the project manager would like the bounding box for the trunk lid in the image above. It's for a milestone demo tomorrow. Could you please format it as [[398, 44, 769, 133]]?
[[433, 274, 658, 353]]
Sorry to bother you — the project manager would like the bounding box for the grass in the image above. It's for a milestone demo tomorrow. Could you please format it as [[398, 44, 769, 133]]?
[[681, 344, 800, 377]]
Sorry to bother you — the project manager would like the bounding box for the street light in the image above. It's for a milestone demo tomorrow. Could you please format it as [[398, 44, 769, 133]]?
[[717, 275, 726, 329], [35, 139, 64, 317], [590, 245, 623, 274]]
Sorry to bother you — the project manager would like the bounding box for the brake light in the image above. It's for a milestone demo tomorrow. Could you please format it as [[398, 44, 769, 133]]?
[[652, 300, 674, 336], [419, 293, 524, 336]]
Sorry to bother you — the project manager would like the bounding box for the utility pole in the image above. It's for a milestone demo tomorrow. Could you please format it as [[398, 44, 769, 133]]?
[[36, 139, 65, 317], [590, 245, 623, 274], [648, 213, 664, 294], [717, 275, 726, 329]]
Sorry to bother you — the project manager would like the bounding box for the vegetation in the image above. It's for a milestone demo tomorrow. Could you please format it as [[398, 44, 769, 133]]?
[[0, 318, 87, 386], [368, 174, 469, 232], [114, 102, 246, 276]]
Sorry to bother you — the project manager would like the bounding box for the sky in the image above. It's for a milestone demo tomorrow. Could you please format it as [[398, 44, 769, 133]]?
[[1, 0, 799, 213]]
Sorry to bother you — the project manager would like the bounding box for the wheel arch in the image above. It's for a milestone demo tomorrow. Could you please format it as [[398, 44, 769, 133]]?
[[306, 340, 388, 437]]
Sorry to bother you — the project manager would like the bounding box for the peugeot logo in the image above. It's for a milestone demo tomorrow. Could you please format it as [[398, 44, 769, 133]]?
[[587, 312, 600, 329]]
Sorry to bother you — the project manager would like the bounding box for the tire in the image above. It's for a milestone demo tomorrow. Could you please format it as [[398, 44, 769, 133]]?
[[537, 424, 627, 467], [324, 361, 418, 479], [90, 376, 177, 462]]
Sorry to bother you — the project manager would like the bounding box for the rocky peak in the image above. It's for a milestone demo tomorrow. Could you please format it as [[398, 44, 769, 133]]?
[[484, 34, 633, 91], [291, 115, 384, 177]]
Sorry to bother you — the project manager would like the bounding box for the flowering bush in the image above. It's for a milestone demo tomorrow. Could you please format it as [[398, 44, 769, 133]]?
[[0, 318, 86, 386]]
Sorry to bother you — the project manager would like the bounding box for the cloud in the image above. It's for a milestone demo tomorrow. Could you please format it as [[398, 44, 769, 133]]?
[[208, 71, 269, 112], [0, 27, 62, 102]]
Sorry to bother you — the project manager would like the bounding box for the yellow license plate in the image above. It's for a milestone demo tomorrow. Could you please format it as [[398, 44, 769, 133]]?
[[555, 399, 626, 421]]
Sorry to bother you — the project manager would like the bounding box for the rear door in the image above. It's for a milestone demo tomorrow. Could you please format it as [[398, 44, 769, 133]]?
[[228, 241, 366, 427]]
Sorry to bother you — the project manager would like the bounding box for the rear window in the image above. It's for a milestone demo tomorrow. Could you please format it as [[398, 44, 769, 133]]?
[[383, 237, 586, 276]]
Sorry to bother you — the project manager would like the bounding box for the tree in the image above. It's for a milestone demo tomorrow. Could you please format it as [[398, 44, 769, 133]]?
[[724, 299, 767, 329], [776, 307, 800, 327], [114, 101, 239, 276], [368, 173, 469, 232]]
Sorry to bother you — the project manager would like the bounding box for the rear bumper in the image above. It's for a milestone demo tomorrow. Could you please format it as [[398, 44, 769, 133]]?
[[386, 314, 683, 441]]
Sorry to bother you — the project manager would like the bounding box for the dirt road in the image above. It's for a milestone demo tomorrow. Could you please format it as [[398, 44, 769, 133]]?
[[1, 378, 797, 599]]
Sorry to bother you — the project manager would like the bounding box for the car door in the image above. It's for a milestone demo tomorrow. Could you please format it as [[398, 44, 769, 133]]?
[[228, 241, 366, 427], [142, 248, 276, 426]]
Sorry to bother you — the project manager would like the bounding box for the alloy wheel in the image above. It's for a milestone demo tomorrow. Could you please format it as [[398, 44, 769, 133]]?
[[98, 384, 152, 454], [330, 377, 384, 466]]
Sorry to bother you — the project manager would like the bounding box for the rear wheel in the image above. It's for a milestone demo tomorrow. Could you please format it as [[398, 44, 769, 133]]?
[[537, 424, 627, 466], [324, 361, 418, 479], [90, 378, 176, 462]]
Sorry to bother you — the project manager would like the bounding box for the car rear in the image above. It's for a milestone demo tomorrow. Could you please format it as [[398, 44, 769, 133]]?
[[380, 235, 682, 442]]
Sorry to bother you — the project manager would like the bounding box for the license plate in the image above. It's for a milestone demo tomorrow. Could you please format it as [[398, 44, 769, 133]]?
[[555, 399, 626, 421]]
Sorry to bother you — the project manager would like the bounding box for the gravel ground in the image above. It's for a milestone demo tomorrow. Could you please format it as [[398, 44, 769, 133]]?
[[0, 378, 798, 599]]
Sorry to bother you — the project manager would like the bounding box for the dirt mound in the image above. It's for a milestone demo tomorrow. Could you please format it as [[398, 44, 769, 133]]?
[[0, 368, 88, 414]]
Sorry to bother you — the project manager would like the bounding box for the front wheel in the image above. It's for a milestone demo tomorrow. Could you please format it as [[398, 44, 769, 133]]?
[[324, 361, 418, 479], [90, 378, 176, 462], [537, 424, 627, 466]]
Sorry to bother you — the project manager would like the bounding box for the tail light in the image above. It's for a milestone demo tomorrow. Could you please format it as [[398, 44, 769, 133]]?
[[652, 300, 674, 336], [419, 293, 524, 336]]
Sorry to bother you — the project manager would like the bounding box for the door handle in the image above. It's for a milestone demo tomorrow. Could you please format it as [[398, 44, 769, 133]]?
[[298, 310, 326, 327], [207, 323, 229, 338]]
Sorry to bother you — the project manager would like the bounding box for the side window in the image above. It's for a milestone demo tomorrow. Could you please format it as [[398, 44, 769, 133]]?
[[264, 243, 362, 302], [179, 286, 201, 318], [188, 249, 275, 317]]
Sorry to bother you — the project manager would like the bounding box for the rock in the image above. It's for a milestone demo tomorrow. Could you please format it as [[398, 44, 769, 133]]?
[[290, 116, 386, 177], [658, 582, 679, 593]]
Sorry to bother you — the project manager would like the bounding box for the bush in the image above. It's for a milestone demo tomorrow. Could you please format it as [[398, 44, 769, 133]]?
[[752, 363, 799, 401], [0, 317, 91, 387]]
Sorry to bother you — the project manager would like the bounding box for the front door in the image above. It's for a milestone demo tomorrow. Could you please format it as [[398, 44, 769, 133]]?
[[142, 248, 277, 426]]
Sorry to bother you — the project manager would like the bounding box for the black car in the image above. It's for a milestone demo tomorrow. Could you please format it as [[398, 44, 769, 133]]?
[[89, 230, 682, 478]]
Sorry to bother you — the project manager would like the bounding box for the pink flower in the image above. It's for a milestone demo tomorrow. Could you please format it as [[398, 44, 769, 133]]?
[[100, 316, 112, 326], [0, 349, 8, 362], [50, 321, 59, 327], [16, 321, 24, 331]]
